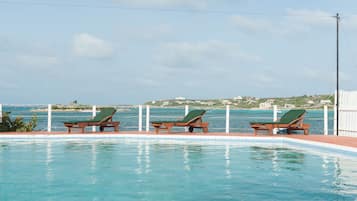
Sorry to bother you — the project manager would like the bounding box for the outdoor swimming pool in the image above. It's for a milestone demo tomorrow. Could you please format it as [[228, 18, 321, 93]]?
[[0, 138, 356, 201]]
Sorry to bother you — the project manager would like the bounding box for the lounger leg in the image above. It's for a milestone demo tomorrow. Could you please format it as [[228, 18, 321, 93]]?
[[267, 125, 275, 135], [154, 127, 159, 134], [81, 127, 85, 133], [68, 127, 71, 133], [202, 127, 208, 133], [304, 129, 309, 135], [114, 125, 119, 132]]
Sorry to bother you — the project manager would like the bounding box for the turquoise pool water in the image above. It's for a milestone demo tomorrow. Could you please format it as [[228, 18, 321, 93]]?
[[0, 139, 356, 201]]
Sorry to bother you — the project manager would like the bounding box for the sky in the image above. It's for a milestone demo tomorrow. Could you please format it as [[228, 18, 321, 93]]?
[[1, 0, 357, 104]]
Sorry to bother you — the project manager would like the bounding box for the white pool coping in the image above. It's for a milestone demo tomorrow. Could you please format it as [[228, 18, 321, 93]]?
[[0, 133, 356, 156]]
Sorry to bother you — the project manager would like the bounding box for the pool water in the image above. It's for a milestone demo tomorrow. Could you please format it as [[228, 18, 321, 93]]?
[[0, 139, 356, 201]]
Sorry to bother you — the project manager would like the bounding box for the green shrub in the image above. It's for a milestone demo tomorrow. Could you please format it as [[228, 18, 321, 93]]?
[[0, 112, 37, 132]]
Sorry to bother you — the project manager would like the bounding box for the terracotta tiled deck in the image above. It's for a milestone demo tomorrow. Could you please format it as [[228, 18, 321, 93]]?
[[1, 131, 357, 149]]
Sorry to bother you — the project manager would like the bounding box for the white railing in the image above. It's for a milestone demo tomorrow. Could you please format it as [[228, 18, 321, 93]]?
[[47, 104, 52, 132], [138, 105, 143, 132], [92, 105, 96, 132], [1, 103, 331, 134], [225, 105, 230, 134], [324, 105, 328, 135]]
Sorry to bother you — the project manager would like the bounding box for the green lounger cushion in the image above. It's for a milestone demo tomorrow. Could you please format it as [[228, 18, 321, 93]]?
[[152, 109, 206, 124], [250, 109, 306, 125], [278, 109, 305, 124], [64, 107, 116, 124]]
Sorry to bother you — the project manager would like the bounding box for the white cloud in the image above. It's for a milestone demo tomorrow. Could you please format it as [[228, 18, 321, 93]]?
[[231, 9, 336, 35], [142, 24, 173, 40], [73, 33, 113, 59], [113, 0, 208, 9], [156, 40, 261, 70], [285, 9, 334, 27], [300, 67, 336, 85], [231, 15, 274, 32], [16, 55, 58, 66], [254, 73, 275, 84]]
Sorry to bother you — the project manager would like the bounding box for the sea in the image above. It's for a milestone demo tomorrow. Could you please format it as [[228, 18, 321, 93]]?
[[1, 105, 333, 134]]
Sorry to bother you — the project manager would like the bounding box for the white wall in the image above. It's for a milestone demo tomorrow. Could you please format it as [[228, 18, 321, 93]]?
[[336, 90, 357, 137]]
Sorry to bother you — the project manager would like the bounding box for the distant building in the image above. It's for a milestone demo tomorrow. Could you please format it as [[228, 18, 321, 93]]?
[[233, 96, 243, 100], [221, 100, 232, 105], [175, 97, 186, 100], [320, 100, 332, 105], [259, 102, 272, 109], [266, 99, 275, 104]]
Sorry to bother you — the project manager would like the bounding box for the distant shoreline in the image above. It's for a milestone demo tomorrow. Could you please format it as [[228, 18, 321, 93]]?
[[31, 109, 95, 112], [31, 108, 131, 112]]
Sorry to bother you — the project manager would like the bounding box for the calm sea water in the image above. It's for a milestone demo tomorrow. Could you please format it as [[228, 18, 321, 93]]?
[[2, 106, 333, 134], [0, 139, 356, 201]]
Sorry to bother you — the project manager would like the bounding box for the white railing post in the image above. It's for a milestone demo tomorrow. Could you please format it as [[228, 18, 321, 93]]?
[[185, 105, 189, 132], [146, 105, 150, 132], [273, 105, 278, 121], [324, 105, 328, 135], [185, 105, 189, 116], [92, 105, 96, 132], [47, 104, 52, 132], [225, 105, 230, 134], [138, 105, 143, 132], [0, 104, 2, 123], [273, 105, 278, 134]]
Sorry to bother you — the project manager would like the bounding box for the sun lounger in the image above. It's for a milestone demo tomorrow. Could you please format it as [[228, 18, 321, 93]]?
[[250, 109, 310, 135], [151, 109, 209, 134], [64, 107, 120, 133]]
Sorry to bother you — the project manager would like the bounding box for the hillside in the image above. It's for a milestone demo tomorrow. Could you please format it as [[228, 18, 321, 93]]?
[[145, 94, 334, 109]]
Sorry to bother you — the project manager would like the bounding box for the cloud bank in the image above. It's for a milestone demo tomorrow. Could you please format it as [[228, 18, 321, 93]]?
[[155, 40, 260, 70], [73, 33, 113, 59]]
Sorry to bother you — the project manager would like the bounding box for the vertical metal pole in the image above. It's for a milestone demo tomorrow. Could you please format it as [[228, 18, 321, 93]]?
[[92, 105, 96, 132], [185, 105, 189, 132], [47, 104, 52, 132], [146, 105, 150, 132], [336, 13, 340, 136], [273, 105, 278, 134], [225, 105, 230, 134], [334, 91, 337, 136], [0, 104, 2, 123], [138, 105, 143, 131], [324, 105, 328, 135]]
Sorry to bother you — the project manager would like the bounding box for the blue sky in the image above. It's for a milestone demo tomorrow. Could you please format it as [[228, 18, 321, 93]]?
[[1, 0, 357, 104]]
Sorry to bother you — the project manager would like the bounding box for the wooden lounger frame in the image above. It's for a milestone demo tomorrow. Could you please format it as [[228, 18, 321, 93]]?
[[250, 114, 310, 135], [152, 116, 208, 134], [64, 111, 120, 133]]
